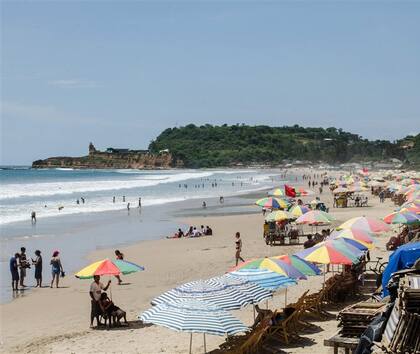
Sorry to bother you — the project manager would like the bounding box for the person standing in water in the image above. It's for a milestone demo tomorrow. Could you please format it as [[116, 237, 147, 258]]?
[[32, 250, 43, 287], [235, 232, 245, 266], [31, 211, 36, 224], [10, 253, 20, 291], [138, 197, 141, 208], [19, 247, 29, 287], [113, 196, 115, 203]]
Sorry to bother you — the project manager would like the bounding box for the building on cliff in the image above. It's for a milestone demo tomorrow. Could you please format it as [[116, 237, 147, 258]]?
[[32, 143, 179, 169]]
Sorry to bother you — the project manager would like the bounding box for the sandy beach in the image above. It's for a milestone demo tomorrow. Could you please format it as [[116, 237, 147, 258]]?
[[0, 177, 397, 354]]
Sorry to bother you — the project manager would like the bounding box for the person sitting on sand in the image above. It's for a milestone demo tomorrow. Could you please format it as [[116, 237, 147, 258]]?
[[252, 305, 273, 329], [185, 226, 193, 237], [90, 275, 111, 327], [99, 292, 128, 328], [50, 250, 64, 288], [206, 226, 213, 235], [303, 235, 316, 249], [167, 228, 184, 239], [191, 227, 201, 237]]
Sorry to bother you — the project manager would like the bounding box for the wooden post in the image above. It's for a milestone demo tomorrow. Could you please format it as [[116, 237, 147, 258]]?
[[189, 333, 193, 354], [203, 333, 206, 354]]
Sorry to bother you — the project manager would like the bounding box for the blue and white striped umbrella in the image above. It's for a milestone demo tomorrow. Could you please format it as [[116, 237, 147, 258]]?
[[152, 276, 271, 310], [140, 299, 248, 336], [226, 268, 297, 291]]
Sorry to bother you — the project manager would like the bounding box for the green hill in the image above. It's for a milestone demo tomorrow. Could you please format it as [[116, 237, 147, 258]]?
[[148, 124, 418, 168]]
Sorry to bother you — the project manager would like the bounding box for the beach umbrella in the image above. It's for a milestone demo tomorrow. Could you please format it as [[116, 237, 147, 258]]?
[[329, 237, 371, 251], [152, 277, 271, 311], [295, 210, 335, 225], [294, 239, 361, 265], [264, 210, 295, 222], [255, 197, 288, 209], [330, 228, 376, 245], [333, 187, 349, 194], [75, 259, 145, 279], [383, 211, 420, 225], [269, 188, 285, 197], [288, 204, 311, 217], [227, 268, 297, 291], [230, 257, 307, 280], [139, 299, 248, 353], [337, 216, 390, 233], [274, 255, 321, 276]]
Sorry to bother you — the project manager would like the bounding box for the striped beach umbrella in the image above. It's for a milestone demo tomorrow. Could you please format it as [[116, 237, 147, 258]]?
[[337, 216, 390, 233], [383, 211, 420, 225], [227, 268, 297, 291], [288, 204, 311, 217], [140, 299, 248, 353], [330, 228, 376, 245], [274, 255, 321, 276], [255, 197, 289, 209], [152, 277, 271, 311], [265, 210, 295, 222], [75, 259, 144, 279], [295, 210, 335, 225], [231, 257, 307, 280]]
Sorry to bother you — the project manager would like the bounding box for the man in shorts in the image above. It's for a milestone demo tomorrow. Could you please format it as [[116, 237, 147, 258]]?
[[10, 253, 20, 291], [89, 275, 111, 327]]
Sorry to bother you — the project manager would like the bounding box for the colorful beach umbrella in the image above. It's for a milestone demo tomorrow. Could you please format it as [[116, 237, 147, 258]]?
[[383, 211, 420, 225], [231, 257, 307, 280], [333, 187, 349, 194], [265, 210, 295, 222], [274, 255, 321, 276], [295, 239, 361, 265], [227, 268, 297, 291], [255, 197, 289, 209], [288, 204, 311, 217], [337, 216, 390, 233], [330, 228, 376, 244], [269, 188, 285, 197], [295, 210, 335, 225], [75, 259, 145, 279]]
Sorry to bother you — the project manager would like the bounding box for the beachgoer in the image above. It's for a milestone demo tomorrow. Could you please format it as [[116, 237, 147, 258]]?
[[303, 235, 316, 249], [81, 197, 85, 204], [123, 196, 126, 202], [10, 253, 20, 291], [192, 227, 201, 237], [76, 199, 80, 204], [235, 232, 245, 266], [31, 211, 36, 224], [99, 292, 128, 327], [89, 275, 111, 327], [379, 191, 385, 203], [19, 247, 29, 287], [206, 226, 213, 236], [50, 250, 64, 288], [114, 250, 124, 285], [113, 196, 115, 203], [32, 250, 43, 287], [202, 201, 206, 208], [201, 225, 206, 234], [127, 202, 130, 211], [252, 305, 273, 329], [138, 197, 141, 208], [219, 196, 224, 204]]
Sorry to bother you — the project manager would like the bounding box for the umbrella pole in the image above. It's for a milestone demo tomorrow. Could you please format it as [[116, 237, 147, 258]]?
[[189, 333, 193, 354], [284, 288, 287, 306], [323, 264, 326, 289], [109, 275, 112, 301], [203, 333, 207, 354]]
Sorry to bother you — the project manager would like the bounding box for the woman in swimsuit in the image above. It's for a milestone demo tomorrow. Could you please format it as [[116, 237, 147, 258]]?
[[115, 250, 124, 285], [50, 250, 64, 288], [235, 232, 245, 266]]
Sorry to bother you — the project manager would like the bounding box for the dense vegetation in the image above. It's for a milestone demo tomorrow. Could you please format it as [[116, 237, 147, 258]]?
[[149, 124, 418, 168]]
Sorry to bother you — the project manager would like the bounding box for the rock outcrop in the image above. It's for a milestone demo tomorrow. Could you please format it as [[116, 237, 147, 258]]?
[[32, 143, 180, 169]]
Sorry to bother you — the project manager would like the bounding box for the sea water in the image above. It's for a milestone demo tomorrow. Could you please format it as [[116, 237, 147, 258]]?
[[0, 167, 287, 303]]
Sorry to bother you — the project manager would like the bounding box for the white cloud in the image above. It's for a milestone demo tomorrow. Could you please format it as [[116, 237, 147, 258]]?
[[48, 79, 101, 89]]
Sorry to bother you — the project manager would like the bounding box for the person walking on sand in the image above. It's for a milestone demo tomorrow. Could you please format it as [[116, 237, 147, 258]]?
[[90, 275, 111, 327], [32, 250, 43, 287], [114, 250, 124, 285], [50, 250, 64, 288], [10, 253, 20, 291], [235, 232, 245, 266]]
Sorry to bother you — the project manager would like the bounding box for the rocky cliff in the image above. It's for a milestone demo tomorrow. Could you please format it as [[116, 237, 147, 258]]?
[[32, 143, 179, 169]]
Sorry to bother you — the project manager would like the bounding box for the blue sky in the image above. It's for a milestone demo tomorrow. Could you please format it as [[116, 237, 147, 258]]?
[[1, 1, 420, 165]]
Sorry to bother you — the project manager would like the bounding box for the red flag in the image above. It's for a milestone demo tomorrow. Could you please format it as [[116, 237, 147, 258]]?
[[285, 185, 296, 197]]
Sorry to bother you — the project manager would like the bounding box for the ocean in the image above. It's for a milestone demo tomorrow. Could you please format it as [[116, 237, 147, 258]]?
[[0, 167, 287, 303]]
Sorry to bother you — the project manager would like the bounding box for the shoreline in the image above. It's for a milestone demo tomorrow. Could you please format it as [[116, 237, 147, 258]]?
[[0, 173, 398, 354]]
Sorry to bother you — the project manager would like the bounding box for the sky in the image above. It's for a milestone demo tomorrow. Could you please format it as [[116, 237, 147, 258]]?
[[1, 1, 420, 165]]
